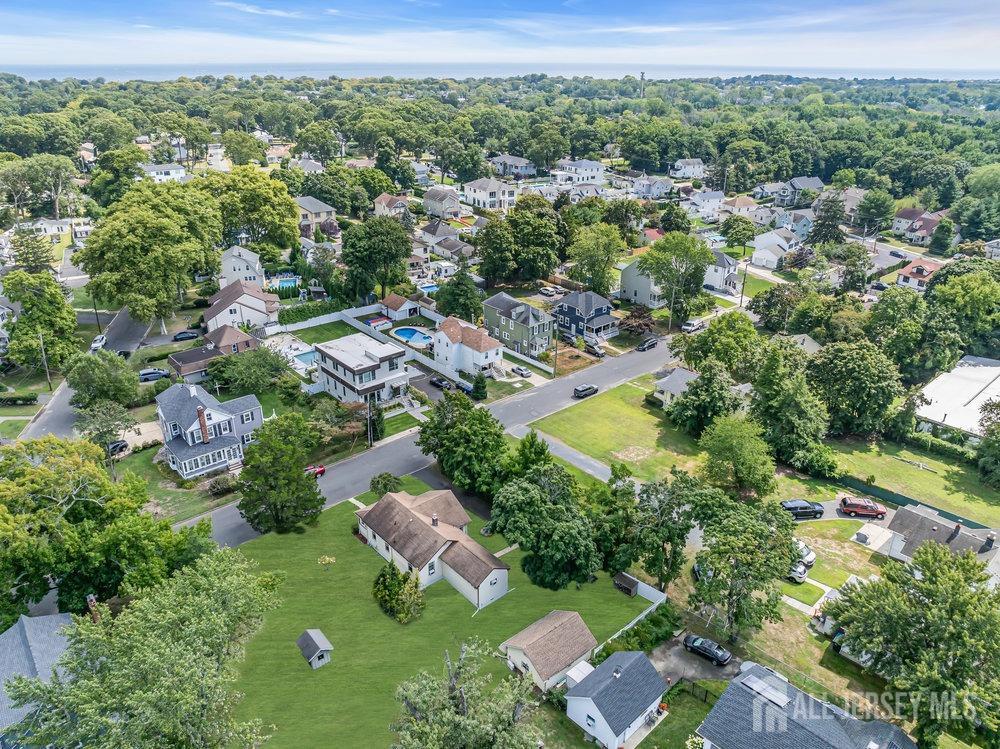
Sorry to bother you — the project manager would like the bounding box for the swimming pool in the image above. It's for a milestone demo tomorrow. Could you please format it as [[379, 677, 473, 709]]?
[[393, 327, 434, 347], [294, 350, 318, 365], [419, 284, 439, 293]]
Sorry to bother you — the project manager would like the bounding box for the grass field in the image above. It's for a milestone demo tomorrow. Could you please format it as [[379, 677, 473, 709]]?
[[381, 411, 419, 438], [235, 493, 649, 748], [115, 448, 225, 522], [293, 320, 357, 345], [795, 520, 885, 590], [828, 438, 1000, 527], [0, 419, 27, 439], [780, 579, 825, 606], [739, 272, 777, 298]]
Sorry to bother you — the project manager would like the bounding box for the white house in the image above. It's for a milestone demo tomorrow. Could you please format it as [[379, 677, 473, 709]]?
[[654, 367, 700, 407], [500, 611, 598, 692], [618, 258, 664, 309], [355, 489, 509, 609], [418, 219, 459, 247], [566, 651, 668, 749], [704, 250, 739, 295], [0, 295, 19, 359], [750, 228, 800, 269], [433, 317, 503, 376], [685, 190, 725, 222], [315, 332, 410, 404], [632, 175, 674, 200], [381, 292, 433, 322], [915, 355, 1000, 440], [985, 238, 1000, 260], [423, 186, 461, 219], [669, 158, 706, 179], [434, 236, 476, 262], [463, 177, 519, 213], [218, 245, 263, 288], [408, 160, 432, 186], [490, 154, 536, 179], [552, 158, 606, 186], [719, 195, 759, 217], [891, 207, 926, 235], [428, 260, 457, 280], [895, 259, 943, 292], [138, 163, 187, 183], [203, 280, 279, 333], [373, 193, 410, 219]]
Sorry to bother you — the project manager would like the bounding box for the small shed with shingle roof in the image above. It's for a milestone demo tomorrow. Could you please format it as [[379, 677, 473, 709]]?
[[501, 610, 598, 691], [296, 629, 333, 670]]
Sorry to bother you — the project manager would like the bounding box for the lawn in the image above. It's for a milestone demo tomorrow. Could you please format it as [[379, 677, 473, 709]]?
[[532, 376, 702, 482], [795, 519, 885, 590], [115, 448, 226, 522], [293, 320, 357, 345], [75, 322, 101, 351], [484, 377, 533, 402], [502, 353, 552, 379], [131, 340, 200, 369], [828, 438, 1000, 527], [0, 419, 27, 439], [739, 272, 776, 298], [234, 499, 649, 748], [645, 687, 715, 749], [381, 411, 419, 438], [780, 579, 825, 606]]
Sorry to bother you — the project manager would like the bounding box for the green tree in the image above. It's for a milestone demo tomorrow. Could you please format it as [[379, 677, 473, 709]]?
[[807, 195, 847, 244], [808, 340, 902, 435], [567, 222, 625, 297], [221, 129, 266, 166], [746, 283, 807, 332], [471, 372, 488, 401], [637, 232, 714, 327], [25, 153, 78, 220], [5, 549, 279, 749], [699, 415, 777, 501], [690, 501, 796, 642], [839, 242, 870, 293], [373, 562, 424, 623], [341, 216, 411, 298], [208, 346, 288, 393], [674, 312, 765, 383], [294, 121, 341, 163], [602, 198, 643, 242], [505, 429, 552, 479], [824, 543, 1000, 746], [237, 413, 323, 534], [65, 350, 140, 408], [507, 196, 561, 281], [830, 169, 855, 189], [416, 391, 508, 496], [3, 270, 78, 369], [720, 214, 755, 257], [434, 261, 483, 322], [928, 217, 955, 254], [87, 145, 145, 207], [586, 464, 640, 575], [660, 202, 692, 234], [370, 402, 386, 441], [630, 472, 703, 590], [199, 166, 298, 254], [864, 286, 928, 379], [928, 271, 1000, 355], [10, 228, 53, 273], [369, 472, 402, 497], [667, 357, 742, 436], [855, 189, 895, 234], [476, 217, 518, 286], [392, 639, 539, 749], [77, 400, 139, 460]]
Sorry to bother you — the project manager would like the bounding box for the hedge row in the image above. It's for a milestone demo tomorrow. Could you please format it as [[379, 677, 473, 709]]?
[[0, 392, 39, 406], [277, 299, 345, 324], [903, 430, 977, 464]]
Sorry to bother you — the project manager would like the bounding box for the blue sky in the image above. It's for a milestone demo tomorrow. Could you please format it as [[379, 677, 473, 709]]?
[[1, 0, 999, 72]]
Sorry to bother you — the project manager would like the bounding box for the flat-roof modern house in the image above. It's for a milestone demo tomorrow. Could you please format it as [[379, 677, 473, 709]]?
[[355, 490, 509, 609], [500, 610, 597, 692], [315, 332, 409, 404], [916, 355, 1000, 440]]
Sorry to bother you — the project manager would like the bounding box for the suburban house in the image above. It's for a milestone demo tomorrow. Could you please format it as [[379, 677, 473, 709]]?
[[915, 355, 1000, 441], [751, 228, 800, 269], [218, 245, 263, 288], [373, 193, 410, 219], [775, 208, 815, 240], [567, 184, 605, 204], [355, 489, 509, 609], [418, 219, 460, 247], [423, 186, 461, 219], [669, 158, 706, 179], [434, 236, 476, 262], [204, 280, 279, 333], [155, 383, 263, 479], [685, 190, 725, 221], [251, 127, 273, 144], [0, 613, 72, 745], [552, 158, 606, 185], [618, 258, 664, 309], [463, 177, 519, 213], [167, 325, 258, 383], [653, 366, 700, 406], [565, 651, 668, 749], [408, 160, 431, 186], [381, 292, 434, 322], [429, 260, 457, 280], [294, 196, 338, 238], [895, 259, 943, 292], [344, 158, 375, 169], [22, 217, 71, 241], [704, 250, 740, 295], [642, 227, 665, 245], [631, 175, 673, 200], [483, 291, 554, 357], [315, 332, 409, 404], [774, 176, 824, 208], [500, 610, 597, 692], [813, 186, 867, 225], [891, 207, 926, 235], [289, 156, 323, 173], [138, 163, 186, 183], [750, 205, 781, 227], [433, 317, 503, 376], [406, 238, 431, 276], [751, 181, 785, 200], [554, 291, 619, 342], [719, 195, 759, 217], [265, 143, 291, 164], [697, 662, 916, 749], [490, 154, 536, 179]]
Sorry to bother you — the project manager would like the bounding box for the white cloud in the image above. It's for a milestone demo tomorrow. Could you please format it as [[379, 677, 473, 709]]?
[[212, 2, 302, 18]]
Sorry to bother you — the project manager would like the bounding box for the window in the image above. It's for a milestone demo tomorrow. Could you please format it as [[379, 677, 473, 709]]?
[[242, 433, 252, 445], [585, 715, 595, 728], [384, 541, 389, 552], [316, 653, 324, 662], [428, 560, 436, 574], [241, 411, 254, 424], [231, 344, 239, 353], [193, 430, 203, 444], [489, 578, 498, 586], [170, 422, 180, 436], [388, 358, 399, 371], [220, 421, 231, 435], [229, 307, 237, 315]]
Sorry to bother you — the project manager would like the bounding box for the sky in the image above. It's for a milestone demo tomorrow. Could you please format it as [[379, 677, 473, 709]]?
[[1, 0, 999, 75]]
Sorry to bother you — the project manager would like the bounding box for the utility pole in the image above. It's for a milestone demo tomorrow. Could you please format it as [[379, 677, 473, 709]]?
[[92, 298, 103, 334], [38, 332, 52, 391], [639, 72, 646, 99]]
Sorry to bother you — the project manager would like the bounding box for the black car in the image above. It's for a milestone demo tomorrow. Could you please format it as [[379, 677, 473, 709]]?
[[172, 330, 199, 342], [781, 499, 825, 520], [138, 367, 170, 383], [889, 249, 907, 259], [116, 350, 131, 359], [455, 380, 474, 395], [428, 376, 453, 390], [107, 440, 129, 457], [573, 384, 598, 399], [683, 634, 732, 666], [636, 337, 658, 352], [870, 281, 888, 291]]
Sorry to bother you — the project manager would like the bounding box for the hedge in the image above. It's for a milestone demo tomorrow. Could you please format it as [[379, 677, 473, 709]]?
[[592, 603, 680, 665], [277, 299, 345, 324], [903, 430, 977, 464], [0, 392, 39, 406]]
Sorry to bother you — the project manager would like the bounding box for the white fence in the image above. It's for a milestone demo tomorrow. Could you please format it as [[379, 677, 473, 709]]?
[[337, 312, 464, 382], [270, 303, 384, 335], [599, 579, 668, 650], [502, 346, 555, 374]]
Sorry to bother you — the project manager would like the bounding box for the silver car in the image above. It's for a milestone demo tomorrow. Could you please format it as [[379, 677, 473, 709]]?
[[796, 539, 817, 567], [787, 561, 809, 584]]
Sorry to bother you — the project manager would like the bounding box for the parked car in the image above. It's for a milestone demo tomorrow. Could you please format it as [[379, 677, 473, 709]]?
[[786, 561, 809, 584], [116, 350, 131, 359], [683, 635, 732, 666], [839, 496, 887, 520], [870, 281, 888, 291], [780, 499, 825, 520], [455, 380, 474, 395], [636, 337, 658, 352], [172, 330, 199, 342], [888, 249, 907, 259], [305, 464, 326, 478], [584, 343, 605, 358], [692, 563, 714, 582], [538, 286, 557, 297], [107, 439, 129, 457], [796, 539, 817, 567], [511, 365, 532, 378], [573, 384, 598, 399], [138, 367, 170, 383], [680, 319, 704, 334], [89, 334, 107, 352], [428, 376, 452, 390], [560, 332, 577, 345]]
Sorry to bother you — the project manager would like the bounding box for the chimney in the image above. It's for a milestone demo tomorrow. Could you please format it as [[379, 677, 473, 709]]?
[[86, 593, 100, 623], [196, 406, 210, 442], [986, 532, 996, 550], [188, 384, 197, 397], [612, 666, 622, 679], [431, 513, 439, 527]]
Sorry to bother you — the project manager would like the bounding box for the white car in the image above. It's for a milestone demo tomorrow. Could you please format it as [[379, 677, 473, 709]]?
[[538, 287, 557, 297], [89, 334, 108, 352], [680, 319, 704, 333], [796, 539, 817, 567]]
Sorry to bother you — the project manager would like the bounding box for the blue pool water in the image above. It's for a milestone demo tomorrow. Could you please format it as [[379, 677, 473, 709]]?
[[419, 283, 439, 293], [395, 327, 434, 346], [294, 350, 318, 365], [277, 278, 298, 289]]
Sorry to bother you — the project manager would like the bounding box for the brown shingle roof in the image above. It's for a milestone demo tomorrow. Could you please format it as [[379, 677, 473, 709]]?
[[898, 259, 943, 280], [437, 317, 502, 353], [204, 324, 256, 349], [501, 610, 598, 680], [382, 293, 409, 311], [205, 281, 279, 323]]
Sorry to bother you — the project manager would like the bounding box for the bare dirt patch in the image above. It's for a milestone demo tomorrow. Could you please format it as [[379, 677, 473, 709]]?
[[613, 445, 655, 462]]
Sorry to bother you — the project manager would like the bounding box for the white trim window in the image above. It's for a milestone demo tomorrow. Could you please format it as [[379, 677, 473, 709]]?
[[241, 411, 255, 424]]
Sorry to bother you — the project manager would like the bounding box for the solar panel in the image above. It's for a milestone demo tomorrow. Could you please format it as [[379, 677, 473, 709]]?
[[742, 674, 791, 707]]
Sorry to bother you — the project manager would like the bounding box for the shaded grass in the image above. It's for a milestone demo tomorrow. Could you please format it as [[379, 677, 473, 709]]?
[[739, 273, 777, 298], [0, 419, 28, 439], [115, 448, 226, 522], [646, 688, 714, 749]]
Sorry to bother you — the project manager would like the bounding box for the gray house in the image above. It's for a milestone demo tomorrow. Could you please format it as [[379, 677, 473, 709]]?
[[483, 292, 554, 357], [618, 258, 664, 309], [490, 154, 536, 179], [155, 383, 263, 479], [296, 629, 333, 670], [774, 176, 824, 208]]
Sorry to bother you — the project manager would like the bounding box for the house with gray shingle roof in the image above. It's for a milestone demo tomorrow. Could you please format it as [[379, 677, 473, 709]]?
[[155, 383, 263, 479], [775, 176, 825, 207], [1, 613, 72, 740], [554, 291, 619, 342], [697, 662, 917, 749], [565, 651, 668, 748], [483, 292, 554, 356], [295, 195, 337, 238], [501, 610, 597, 691]]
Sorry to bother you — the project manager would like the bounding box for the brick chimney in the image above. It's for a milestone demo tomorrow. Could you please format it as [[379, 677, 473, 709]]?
[[196, 406, 210, 443]]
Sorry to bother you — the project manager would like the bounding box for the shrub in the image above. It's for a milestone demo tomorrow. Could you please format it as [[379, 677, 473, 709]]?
[[276, 372, 305, 405], [592, 603, 680, 665], [472, 372, 488, 400], [903, 431, 977, 464], [407, 385, 430, 406], [372, 562, 425, 623], [277, 299, 344, 325], [192, 298, 210, 308], [370, 472, 402, 497], [790, 443, 843, 479], [0, 392, 39, 406], [207, 475, 238, 496]]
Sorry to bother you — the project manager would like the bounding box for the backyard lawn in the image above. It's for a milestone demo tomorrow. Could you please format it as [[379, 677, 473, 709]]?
[[115, 448, 226, 522], [780, 579, 825, 606], [234, 488, 649, 748], [293, 320, 357, 345], [644, 686, 715, 749], [795, 519, 885, 589], [828, 438, 1000, 527]]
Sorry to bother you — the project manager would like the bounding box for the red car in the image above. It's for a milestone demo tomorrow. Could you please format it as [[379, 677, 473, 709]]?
[[305, 465, 326, 478], [839, 496, 887, 520]]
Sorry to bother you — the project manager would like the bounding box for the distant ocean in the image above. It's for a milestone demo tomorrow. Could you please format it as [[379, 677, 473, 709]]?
[[3, 62, 999, 82]]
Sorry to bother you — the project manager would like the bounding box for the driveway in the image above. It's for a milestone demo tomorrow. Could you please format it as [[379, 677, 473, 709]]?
[[649, 635, 742, 683]]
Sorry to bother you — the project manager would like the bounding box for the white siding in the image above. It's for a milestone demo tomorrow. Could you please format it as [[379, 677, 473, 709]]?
[[566, 696, 617, 749], [443, 562, 480, 607], [476, 568, 508, 609]]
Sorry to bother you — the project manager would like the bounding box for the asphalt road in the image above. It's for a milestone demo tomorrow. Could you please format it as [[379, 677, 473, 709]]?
[[186, 337, 678, 545], [101, 306, 151, 354]]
